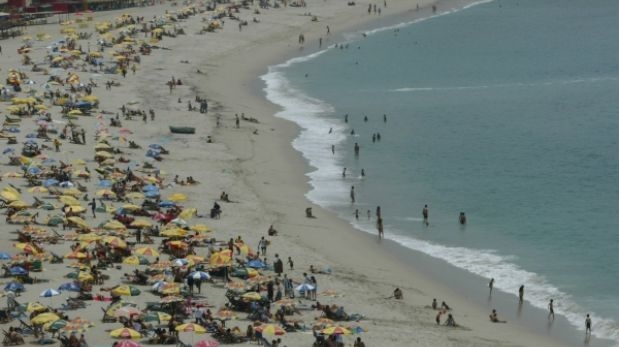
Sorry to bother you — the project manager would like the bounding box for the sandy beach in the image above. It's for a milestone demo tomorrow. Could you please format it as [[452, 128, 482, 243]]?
[[0, 0, 585, 346]]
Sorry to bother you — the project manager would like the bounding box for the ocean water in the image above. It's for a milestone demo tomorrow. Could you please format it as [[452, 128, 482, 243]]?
[[262, 0, 619, 343]]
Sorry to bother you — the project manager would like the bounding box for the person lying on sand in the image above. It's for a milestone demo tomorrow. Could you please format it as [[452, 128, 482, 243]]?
[[490, 309, 507, 323]]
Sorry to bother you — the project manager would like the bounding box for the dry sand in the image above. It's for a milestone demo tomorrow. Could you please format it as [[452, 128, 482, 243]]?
[[0, 0, 573, 346]]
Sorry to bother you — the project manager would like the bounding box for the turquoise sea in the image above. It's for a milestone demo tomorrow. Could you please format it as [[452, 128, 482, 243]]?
[[262, 0, 619, 344]]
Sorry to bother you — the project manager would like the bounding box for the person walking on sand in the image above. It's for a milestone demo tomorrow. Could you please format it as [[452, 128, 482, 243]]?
[[377, 217, 384, 238], [519, 285, 524, 303], [422, 204, 429, 226], [489, 278, 494, 296], [258, 236, 268, 256], [585, 314, 592, 335], [548, 299, 555, 321], [350, 186, 355, 203], [88, 198, 96, 218]]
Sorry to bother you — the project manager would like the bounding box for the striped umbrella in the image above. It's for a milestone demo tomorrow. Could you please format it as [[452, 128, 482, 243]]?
[[255, 324, 285, 336], [110, 327, 141, 339]]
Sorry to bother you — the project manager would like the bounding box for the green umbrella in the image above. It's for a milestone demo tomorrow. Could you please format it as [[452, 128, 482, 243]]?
[[141, 311, 172, 324], [46, 319, 68, 332]]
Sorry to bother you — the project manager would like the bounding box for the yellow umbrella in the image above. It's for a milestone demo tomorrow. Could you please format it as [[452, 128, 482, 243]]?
[[28, 186, 49, 194], [122, 204, 141, 211], [1, 189, 20, 202], [67, 109, 83, 116], [3, 172, 24, 178], [95, 151, 112, 158], [109, 327, 141, 339], [321, 326, 352, 335], [8, 200, 29, 209], [129, 219, 151, 228], [160, 228, 187, 237], [77, 271, 94, 282], [125, 192, 144, 200], [167, 193, 187, 202], [111, 285, 141, 296], [64, 251, 88, 259], [14, 242, 41, 254], [31, 312, 61, 325], [103, 236, 127, 248], [190, 224, 211, 233], [209, 252, 232, 266], [175, 323, 206, 333], [77, 233, 101, 242], [94, 142, 112, 150], [62, 187, 82, 197], [59, 195, 80, 206], [122, 255, 148, 266], [67, 216, 89, 229], [68, 205, 86, 213], [103, 220, 127, 231], [179, 208, 196, 220], [26, 301, 47, 313], [240, 292, 263, 301], [134, 247, 159, 257], [96, 189, 116, 198]]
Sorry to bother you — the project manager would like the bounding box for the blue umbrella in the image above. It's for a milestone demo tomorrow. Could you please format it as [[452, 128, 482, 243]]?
[[295, 283, 315, 293], [43, 178, 59, 187], [148, 144, 163, 150], [7, 127, 20, 133], [40, 288, 60, 297], [25, 139, 37, 144], [25, 133, 37, 138], [4, 282, 25, 292], [42, 158, 57, 166], [144, 191, 160, 198], [9, 266, 28, 276], [145, 149, 160, 158], [247, 260, 266, 269], [188, 271, 210, 281], [0, 252, 12, 260], [98, 180, 112, 187], [158, 201, 175, 208], [27, 167, 42, 175], [58, 282, 81, 292], [2, 148, 15, 154], [59, 181, 74, 188]]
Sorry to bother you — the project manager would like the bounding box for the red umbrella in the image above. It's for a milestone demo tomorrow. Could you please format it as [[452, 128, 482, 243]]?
[[115, 340, 140, 347], [194, 339, 219, 347]]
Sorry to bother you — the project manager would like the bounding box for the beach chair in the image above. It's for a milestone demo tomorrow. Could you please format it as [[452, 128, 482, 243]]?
[[17, 320, 33, 335]]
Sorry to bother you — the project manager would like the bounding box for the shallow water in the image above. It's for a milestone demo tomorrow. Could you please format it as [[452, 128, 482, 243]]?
[[262, 0, 619, 343]]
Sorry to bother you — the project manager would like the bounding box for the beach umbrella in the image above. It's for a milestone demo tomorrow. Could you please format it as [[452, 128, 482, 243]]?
[[112, 285, 141, 296], [255, 324, 285, 336], [141, 311, 171, 324], [194, 339, 219, 347], [296, 283, 315, 293], [0, 252, 12, 260], [64, 251, 88, 259], [102, 220, 127, 231], [224, 281, 246, 291], [125, 192, 144, 200], [43, 178, 59, 187], [4, 281, 25, 292], [27, 186, 49, 194], [9, 266, 28, 276], [190, 224, 211, 233], [110, 327, 141, 339], [214, 308, 236, 321], [103, 236, 127, 248], [26, 301, 47, 313], [58, 282, 81, 292], [321, 326, 352, 335], [150, 260, 173, 270], [188, 271, 210, 281], [160, 228, 187, 237], [96, 188, 116, 198], [167, 193, 187, 202], [13, 242, 40, 254], [130, 219, 152, 228], [209, 252, 232, 266], [114, 340, 140, 347], [185, 255, 205, 264], [172, 258, 191, 267], [133, 246, 159, 257], [247, 259, 266, 269], [240, 292, 263, 302], [65, 271, 94, 282], [160, 295, 184, 304], [67, 216, 89, 229], [44, 319, 68, 332], [40, 288, 60, 298], [78, 233, 102, 242], [31, 312, 61, 325], [158, 283, 181, 295], [114, 306, 142, 319], [123, 255, 150, 266], [59, 195, 80, 205], [59, 181, 75, 188], [176, 323, 206, 333]]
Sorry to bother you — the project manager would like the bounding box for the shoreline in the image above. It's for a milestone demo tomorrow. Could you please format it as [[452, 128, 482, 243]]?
[[200, 1, 607, 347]]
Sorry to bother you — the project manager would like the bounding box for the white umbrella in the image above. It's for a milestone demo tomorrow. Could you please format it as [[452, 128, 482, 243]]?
[[40, 288, 60, 306]]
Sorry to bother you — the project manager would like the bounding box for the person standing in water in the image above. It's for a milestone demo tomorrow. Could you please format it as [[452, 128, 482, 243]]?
[[355, 209, 359, 220], [344, 114, 348, 123], [377, 217, 384, 238], [350, 186, 355, 203], [354, 142, 360, 157], [331, 145, 335, 155], [361, 169, 365, 178], [548, 299, 555, 321], [489, 278, 494, 296], [585, 314, 592, 335], [342, 168, 347, 178], [422, 205, 429, 226], [383, 114, 387, 122], [519, 285, 524, 303], [459, 212, 466, 225]]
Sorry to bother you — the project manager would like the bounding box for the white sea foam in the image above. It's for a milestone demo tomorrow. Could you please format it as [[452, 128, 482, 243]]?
[[260, 4, 619, 344]]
